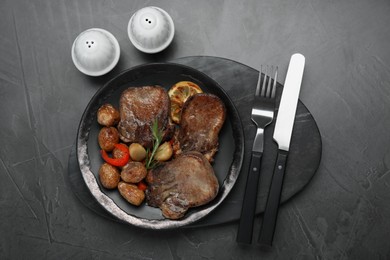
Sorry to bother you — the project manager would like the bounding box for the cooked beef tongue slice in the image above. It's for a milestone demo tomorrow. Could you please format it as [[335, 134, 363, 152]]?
[[146, 151, 219, 220], [178, 93, 226, 161], [117, 86, 173, 148]]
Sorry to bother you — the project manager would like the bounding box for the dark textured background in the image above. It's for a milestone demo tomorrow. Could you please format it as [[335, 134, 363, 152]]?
[[1, 0, 390, 259]]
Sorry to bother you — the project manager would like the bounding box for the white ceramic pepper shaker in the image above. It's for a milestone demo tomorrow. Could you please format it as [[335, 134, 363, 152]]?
[[128, 6, 175, 53]]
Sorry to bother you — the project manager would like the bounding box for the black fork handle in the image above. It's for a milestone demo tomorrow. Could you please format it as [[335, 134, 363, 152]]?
[[236, 151, 263, 244]]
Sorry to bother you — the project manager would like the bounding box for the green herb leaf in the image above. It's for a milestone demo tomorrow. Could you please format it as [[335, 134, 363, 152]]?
[[146, 119, 163, 170]]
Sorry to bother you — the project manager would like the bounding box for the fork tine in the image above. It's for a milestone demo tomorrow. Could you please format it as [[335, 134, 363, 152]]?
[[255, 66, 262, 96], [265, 66, 274, 97], [271, 66, 278, 98], [261, 66, 268, 97], [256, 65, 278, 98]]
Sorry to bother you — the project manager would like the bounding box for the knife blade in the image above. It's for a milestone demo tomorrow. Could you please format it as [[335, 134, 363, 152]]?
[[259, 53, 305, 245]]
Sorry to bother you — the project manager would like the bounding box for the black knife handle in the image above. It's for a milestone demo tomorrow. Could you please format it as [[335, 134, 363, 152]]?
[[259, 150, 288, 245], [236, 151, 263, 244]]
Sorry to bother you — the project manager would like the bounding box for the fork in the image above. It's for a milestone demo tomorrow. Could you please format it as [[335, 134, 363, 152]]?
[[237, 65, 278, 244]]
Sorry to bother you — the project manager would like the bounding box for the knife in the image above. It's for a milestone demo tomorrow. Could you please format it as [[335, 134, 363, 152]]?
[[258, 53, 305, 245]]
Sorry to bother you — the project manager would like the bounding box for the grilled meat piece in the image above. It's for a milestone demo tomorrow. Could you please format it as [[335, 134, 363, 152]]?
[[178, 93, 226, 161], [117, 86, 173, 148], [146, 151, 219, 219]]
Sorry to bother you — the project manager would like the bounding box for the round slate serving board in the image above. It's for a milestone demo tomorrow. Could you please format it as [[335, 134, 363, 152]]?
[[67, 56, 322, 228]]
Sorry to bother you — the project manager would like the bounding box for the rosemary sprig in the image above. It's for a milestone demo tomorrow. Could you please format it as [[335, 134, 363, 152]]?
[[145, 119, 163, 170]]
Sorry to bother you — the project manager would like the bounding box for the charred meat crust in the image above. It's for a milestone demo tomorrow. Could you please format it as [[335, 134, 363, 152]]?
[[146, 151, 219, 220], [117, 86, 174, 148], [178, 93, 226, 161]]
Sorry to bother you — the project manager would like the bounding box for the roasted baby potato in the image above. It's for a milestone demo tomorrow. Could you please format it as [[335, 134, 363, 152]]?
[[98, 126, 119, 151], [118, 182, 145, 206], [99, 163, 120, 189], [154, 141, 173, 161], [121, 161, 147, 183], [129, 143, 147, 162], [112, 143, 128, 159], [97, 103, 120, 127]]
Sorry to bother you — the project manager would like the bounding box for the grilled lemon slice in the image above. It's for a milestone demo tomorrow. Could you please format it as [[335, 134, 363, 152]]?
[[168, 81, 203, 123]]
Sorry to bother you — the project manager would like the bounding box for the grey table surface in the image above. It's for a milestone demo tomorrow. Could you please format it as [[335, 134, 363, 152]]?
[[1, 0, 390, 259]]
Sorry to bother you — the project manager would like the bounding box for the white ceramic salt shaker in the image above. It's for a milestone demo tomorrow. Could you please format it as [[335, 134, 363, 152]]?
[[71, 28, 120, 76]]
